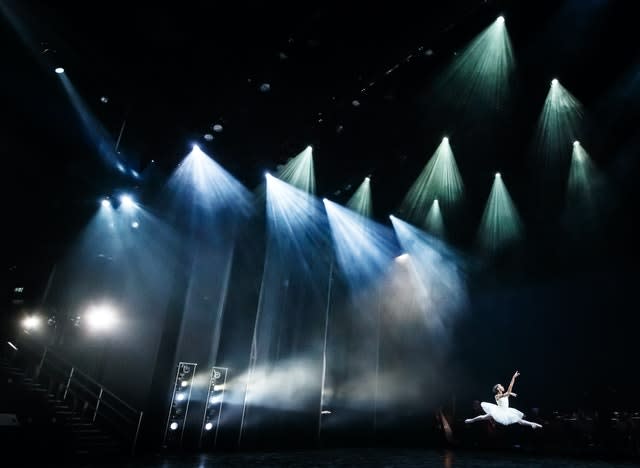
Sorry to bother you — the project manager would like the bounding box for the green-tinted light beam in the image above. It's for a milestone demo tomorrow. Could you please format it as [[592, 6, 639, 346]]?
[[346, 176, 373, 217], [400, 137, 464, 226], [275, 146, 316, 194], [435, 17, 515, 109], [477, 173, 523, 253], [535, 79, 584, 165], [425, 199, 446, 239], [567, 141, 599, 213]]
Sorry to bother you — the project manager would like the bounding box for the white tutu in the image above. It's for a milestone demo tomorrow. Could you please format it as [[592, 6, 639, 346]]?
[[480, 397, 524, 426]]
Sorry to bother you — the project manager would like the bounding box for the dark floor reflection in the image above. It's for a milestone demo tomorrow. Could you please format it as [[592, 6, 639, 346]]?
[[31, 448, 638, 468]]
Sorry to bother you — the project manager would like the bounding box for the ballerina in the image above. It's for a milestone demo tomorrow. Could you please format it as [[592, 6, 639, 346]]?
[[465, 370, 542, 429]]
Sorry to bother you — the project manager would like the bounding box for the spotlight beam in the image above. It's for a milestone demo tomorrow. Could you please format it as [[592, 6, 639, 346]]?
[[566, 141, 601, 215], [535, 79, 584, 165], [167, 145, 252, 217], [400, 137, 463, 225], [476, 173, 523, 253], [324, 199, 398, 290], [274, 146, 316, 194], [346, 176, 373, 217], [431, 16, 515, 111]]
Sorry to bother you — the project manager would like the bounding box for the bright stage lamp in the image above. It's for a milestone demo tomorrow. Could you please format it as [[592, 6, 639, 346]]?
[[85, 304, 118, 332], [395, 253, 410, 263], [22, 316, 41, 331], [120, 194, 136, 210]]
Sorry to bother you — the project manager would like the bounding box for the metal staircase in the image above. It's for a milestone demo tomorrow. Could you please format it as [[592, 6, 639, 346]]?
[[1, 342, 143, 462]]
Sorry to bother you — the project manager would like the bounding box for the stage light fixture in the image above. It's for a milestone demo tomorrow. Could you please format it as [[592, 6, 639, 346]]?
[[55, 67, 64, 74], [164, 362, 197, 448], [200, 367, 228, 448]]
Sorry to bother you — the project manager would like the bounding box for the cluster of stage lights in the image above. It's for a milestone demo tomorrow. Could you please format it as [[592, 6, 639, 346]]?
[[21, 314, 57, 333], [20, 303, 118, 334], [168, 364, 195, 433], [200, 367, 228, 441], [101, 194, 136, 209], [101, 194, 140, 228], [78, 14, 572, 253]]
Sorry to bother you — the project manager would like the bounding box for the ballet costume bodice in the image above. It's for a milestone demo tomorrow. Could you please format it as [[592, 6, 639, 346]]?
[[496, 396, 509, 408]]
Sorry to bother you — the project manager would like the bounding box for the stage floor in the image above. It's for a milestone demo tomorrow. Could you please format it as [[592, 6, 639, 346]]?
[[30, 448, 637, 468]]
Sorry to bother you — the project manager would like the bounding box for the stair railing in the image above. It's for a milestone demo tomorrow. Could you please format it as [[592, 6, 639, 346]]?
[[17, 339, 144, 455]]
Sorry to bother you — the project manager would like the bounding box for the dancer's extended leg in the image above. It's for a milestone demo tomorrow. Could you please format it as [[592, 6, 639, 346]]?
[[465, 414, 492, 424], [518, 419, 542, 429]]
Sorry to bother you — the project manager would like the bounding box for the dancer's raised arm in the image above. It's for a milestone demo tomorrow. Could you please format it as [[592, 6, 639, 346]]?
[[506, 371, 519, 394], [496, 371, 520, 399]]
